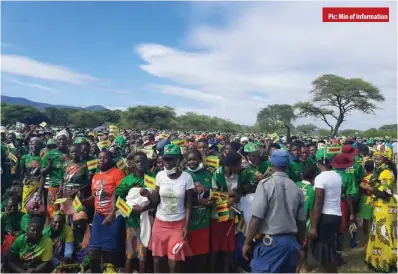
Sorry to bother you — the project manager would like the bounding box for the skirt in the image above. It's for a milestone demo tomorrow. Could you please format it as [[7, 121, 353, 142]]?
[[188, 227, 210, 256], [311, 214, 341, 265], [89, 213, 124, 252], [365, 198, 397, 272], [149, 217, 192, 261], [22, 179, 40, 213], [47, 187, 60, 218], [60, 186, 87, 216], [210, 219, 236, 253], [357, 195, 374, 221]]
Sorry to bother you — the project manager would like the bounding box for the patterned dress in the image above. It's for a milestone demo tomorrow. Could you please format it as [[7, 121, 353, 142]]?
[[365, 164, 397, 272]]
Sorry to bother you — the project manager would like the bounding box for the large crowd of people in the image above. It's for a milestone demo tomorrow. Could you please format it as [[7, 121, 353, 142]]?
[[0, 124, 397, 273]]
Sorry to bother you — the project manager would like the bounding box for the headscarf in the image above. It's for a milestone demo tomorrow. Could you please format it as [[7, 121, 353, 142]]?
[[56, 129, 69, 140]]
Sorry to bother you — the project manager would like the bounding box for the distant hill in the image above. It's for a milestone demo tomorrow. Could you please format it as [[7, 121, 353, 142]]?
[[1, 95, 108, 111]]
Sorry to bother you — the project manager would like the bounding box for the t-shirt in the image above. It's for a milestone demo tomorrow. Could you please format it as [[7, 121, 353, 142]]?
[[186, 169, 212, 231], [92, 167, 125, 216], [288, 159, 314, 183], [20, 154, 41, 180], [335, 169, 358, 200], [1, 211, 24, 235], [115, 171, 155, 228], [155, 170, 194, 222], [42, 224, 74, 244], [296, 181, 315, 219], [64, 162, 89, 188], [9, 233, 53, 263], [288, 160, 304, 183], [41, 149, 69, 187], [314, 171, 342, 216]]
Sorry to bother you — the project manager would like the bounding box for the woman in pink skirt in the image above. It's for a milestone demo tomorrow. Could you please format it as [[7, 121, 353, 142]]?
[[146, 143, 194, 272]]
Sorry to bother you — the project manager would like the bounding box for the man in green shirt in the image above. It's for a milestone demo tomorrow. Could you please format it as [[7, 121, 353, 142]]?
[[6, 217, 53, 273], [240, 142, 270, 194], [288, 145, 314, 183], [1, 196, 24, 237]]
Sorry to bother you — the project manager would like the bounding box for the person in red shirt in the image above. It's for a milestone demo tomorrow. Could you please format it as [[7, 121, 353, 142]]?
[[83, 151, 125, 273]]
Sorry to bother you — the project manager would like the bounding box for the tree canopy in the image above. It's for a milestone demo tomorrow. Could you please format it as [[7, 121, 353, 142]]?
[[1, 103, 242, 132], [294, 123, 318, 135], [295, 74, 385, 136], [257, 104, 296, 140]]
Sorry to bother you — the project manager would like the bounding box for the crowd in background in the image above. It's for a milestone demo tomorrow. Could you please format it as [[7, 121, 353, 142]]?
[[0, 124, 397, 273]]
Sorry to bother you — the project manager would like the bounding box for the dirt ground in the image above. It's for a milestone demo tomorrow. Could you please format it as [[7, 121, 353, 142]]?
[[305, 230, 373, 273]]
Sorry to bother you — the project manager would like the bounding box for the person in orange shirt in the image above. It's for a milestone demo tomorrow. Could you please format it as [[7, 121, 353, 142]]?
[[82, 151, 125, 273]]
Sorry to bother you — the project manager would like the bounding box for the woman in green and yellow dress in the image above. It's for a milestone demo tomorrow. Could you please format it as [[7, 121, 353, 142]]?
[[363, 151, 397, 273], [18, 138, 43, 213]]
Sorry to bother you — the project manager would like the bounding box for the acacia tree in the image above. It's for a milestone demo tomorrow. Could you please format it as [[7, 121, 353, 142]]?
[[257, 104, 296, 141], [295, 74, 384, 137]]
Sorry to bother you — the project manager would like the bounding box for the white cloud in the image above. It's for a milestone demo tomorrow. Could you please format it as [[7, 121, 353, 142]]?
[[2, 75, 59, 93], [1, 55, 99, 85], [151, 84, 223, 102], [136, 1, 397, 129]]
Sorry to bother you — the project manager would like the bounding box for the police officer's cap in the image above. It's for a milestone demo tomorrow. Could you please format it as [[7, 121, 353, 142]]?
[[271, 149, 289, 167]]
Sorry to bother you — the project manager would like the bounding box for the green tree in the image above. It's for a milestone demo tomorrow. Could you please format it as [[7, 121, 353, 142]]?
[[295, 74, 385, 137], [176, 112, 241, 132], [68, 111, 103, 128], [340, 129, 361, 136], [97, 110, 121, 124], [257, 104, 296, 141], [295, 123, 318, 135], [119, 106, 177, 129], [44, 107, 71, 126], [1, 103, 44, 125], [379, 124, 397, 132]]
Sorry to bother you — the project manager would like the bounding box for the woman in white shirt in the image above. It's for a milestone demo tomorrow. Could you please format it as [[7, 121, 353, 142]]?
[[147, 143, 194, 273], [310, 148, 342, 273]]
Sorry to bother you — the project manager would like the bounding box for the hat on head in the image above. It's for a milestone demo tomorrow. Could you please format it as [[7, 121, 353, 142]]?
[[271, 149, 289, 167], [240, 137, 249, 143], [74, 137, 88, 144], [331, 154, 354, 169], [163, 143, 181, 158], [244, 142, 260, 153], [56, 130, 69, 140], [342, 144, 359, 157]]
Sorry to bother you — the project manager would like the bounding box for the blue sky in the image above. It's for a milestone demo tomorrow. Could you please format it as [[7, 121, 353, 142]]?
[[1, 1, 397, 129], [2, 2, 194, 109]]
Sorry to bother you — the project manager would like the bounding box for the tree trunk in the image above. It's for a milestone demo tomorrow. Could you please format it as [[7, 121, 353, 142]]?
[[286, 126, 291, 143], [332, 117, 344, 137]]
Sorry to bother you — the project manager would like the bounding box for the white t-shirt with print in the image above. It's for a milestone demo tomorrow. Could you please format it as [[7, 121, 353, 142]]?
[[155, 170, 194, 222], [314, 170, 342, 216]]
